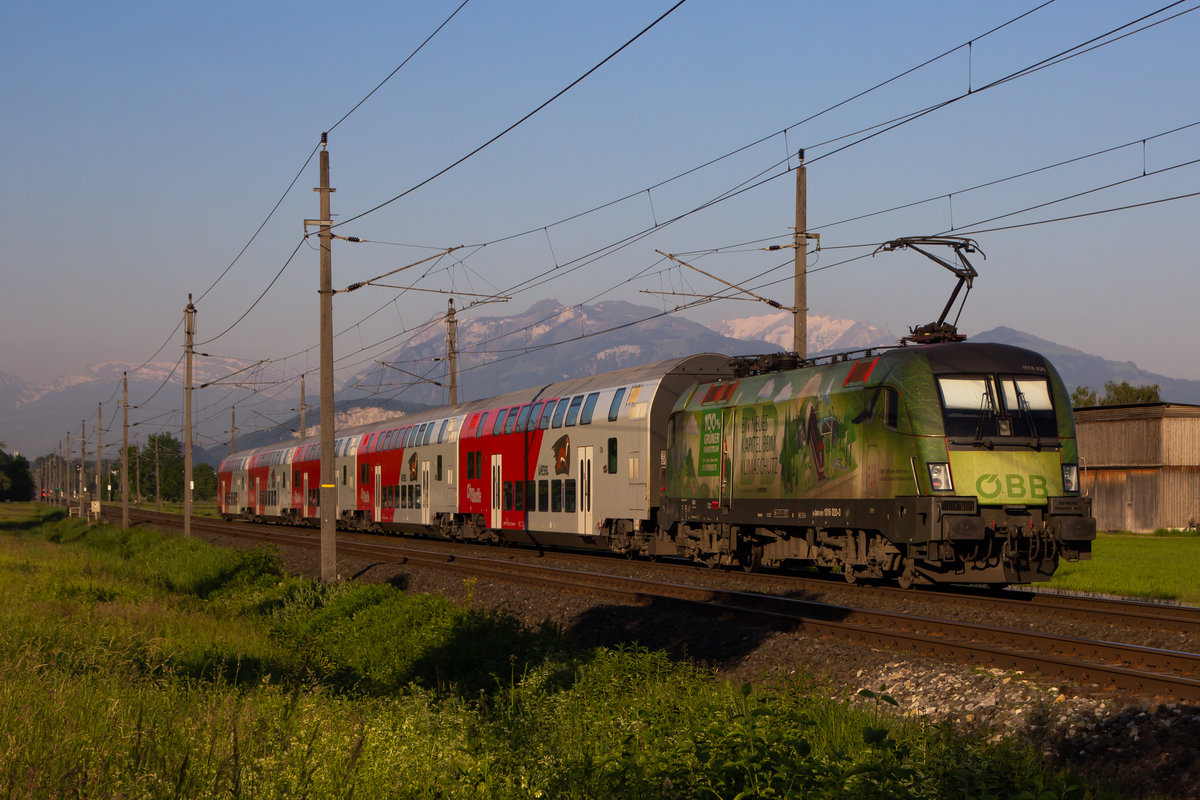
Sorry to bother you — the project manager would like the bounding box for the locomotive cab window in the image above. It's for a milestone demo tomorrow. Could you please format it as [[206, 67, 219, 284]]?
[[937, 375, 1057, 439], [938, 377, 999, 438]]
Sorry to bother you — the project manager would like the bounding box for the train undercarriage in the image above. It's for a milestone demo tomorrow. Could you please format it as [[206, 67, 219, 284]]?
[[224, 492, 1094, 588]]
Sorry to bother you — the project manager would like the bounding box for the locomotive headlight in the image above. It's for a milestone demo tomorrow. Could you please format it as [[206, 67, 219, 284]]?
[[1062, 464, 1080, 493], [927, 462, 954, 492]]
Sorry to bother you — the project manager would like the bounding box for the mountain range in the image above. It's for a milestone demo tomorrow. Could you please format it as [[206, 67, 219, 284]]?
[[3, 299, 1198, 460]]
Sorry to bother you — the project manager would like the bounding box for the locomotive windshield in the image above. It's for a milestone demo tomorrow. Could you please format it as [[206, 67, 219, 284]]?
[[937, 375, 1057, 440]]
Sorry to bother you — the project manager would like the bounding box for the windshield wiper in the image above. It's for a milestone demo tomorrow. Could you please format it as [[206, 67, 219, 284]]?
[[973, 389, 995, 448]]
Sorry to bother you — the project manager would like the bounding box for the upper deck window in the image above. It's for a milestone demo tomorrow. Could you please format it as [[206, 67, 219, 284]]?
[[515, 404, 534, 433], [564, 395, 584, 427], [608, 387, 626, 421], [580, 392, 600, 425], [551, 397, 570, 428]]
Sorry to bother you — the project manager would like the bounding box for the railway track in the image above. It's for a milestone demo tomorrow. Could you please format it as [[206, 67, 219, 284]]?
[[109, 506, 1200, 702]]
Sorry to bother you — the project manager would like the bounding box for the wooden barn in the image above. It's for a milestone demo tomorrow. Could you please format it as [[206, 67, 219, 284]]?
[[1073, 403, 1200, 532]]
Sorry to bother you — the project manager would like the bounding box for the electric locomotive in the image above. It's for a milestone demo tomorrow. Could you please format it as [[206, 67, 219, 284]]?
[[661, 342, 1096, 585]]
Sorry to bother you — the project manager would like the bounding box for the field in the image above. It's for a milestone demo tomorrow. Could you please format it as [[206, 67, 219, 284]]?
[[0, 502, 1106, 800], [1044, 531, 1200, 604]]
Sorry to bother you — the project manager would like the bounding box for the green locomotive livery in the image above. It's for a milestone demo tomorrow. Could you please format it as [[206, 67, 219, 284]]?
[[663, 342, 1096, 585]]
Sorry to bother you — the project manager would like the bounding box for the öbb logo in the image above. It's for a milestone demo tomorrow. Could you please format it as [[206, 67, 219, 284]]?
[[975, 473, 1048, 500]]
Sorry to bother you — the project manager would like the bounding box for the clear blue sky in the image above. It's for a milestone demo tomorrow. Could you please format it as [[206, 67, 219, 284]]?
[[3, 0, 1198, 398]]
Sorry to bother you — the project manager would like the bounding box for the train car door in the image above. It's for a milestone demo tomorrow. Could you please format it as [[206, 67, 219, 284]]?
[[373, 466, 382, 523], [720, 409, 735, 510], [578, 446, 594, 535], [420, 461, 431, 525], [490, 454, 502, 529]]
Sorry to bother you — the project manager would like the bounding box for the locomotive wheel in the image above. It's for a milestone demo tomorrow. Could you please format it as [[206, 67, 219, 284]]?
[[738, 542, 763, 573]]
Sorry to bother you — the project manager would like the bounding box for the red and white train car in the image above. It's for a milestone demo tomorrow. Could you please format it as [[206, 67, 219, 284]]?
[[218, 354, 731, 553]]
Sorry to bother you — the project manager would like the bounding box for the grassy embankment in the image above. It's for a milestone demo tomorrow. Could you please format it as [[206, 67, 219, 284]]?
[[1044, 530, 1200, 603], [0, 502, 1110, 799]]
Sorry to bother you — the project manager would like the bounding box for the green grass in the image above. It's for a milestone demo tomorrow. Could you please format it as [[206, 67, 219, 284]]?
[[1045, 532, 1200, 603], [0, 503, 1111, 799]]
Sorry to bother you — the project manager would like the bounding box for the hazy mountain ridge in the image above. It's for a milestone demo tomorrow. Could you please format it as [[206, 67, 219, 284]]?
[[343, 298, 780, 405], [971, 326, 1200, 404], [6, 303, 1200, 458]]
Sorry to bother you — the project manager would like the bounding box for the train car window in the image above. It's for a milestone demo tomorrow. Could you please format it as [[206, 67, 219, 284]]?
[[423, 423, 434, 446], [414, 484, 421, 509], [525, 480, 536, 511], [466, 451, 476, 480], [405, 426, 416, 448], [503, 481, 514, 511], [493, 409, 508, 436], [538, 480, 549, 512], [436, 455, 442, 481], [884, 387, 899, 429], [539, 402, 555, 430], [608, 438, 618, 474], [360, 464, 368, 486], [551, 480, 562, 512], [294, 470, 301, 487], [551, 398, 569, 428], [564, 479, 577, 513], [580, 392, 600, 425], [342, 465, 347, 486], [437, 419, 449, 443], [608, 387, 626, 421], [503, 408, 518, 435], [514, 481, 524, 511], [476, 412, 490, 438], [565, 395, 584, 427], [515, 404, 534, 433]]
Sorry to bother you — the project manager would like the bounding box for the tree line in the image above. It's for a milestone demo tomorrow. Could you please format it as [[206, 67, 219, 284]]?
[[1070, 380, 1161, 408], [0, 443, 35, 501]]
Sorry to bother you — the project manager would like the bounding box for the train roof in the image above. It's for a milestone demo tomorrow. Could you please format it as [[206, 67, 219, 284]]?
[[222, 353, 733, 465], [451, 352, 732, 413]]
